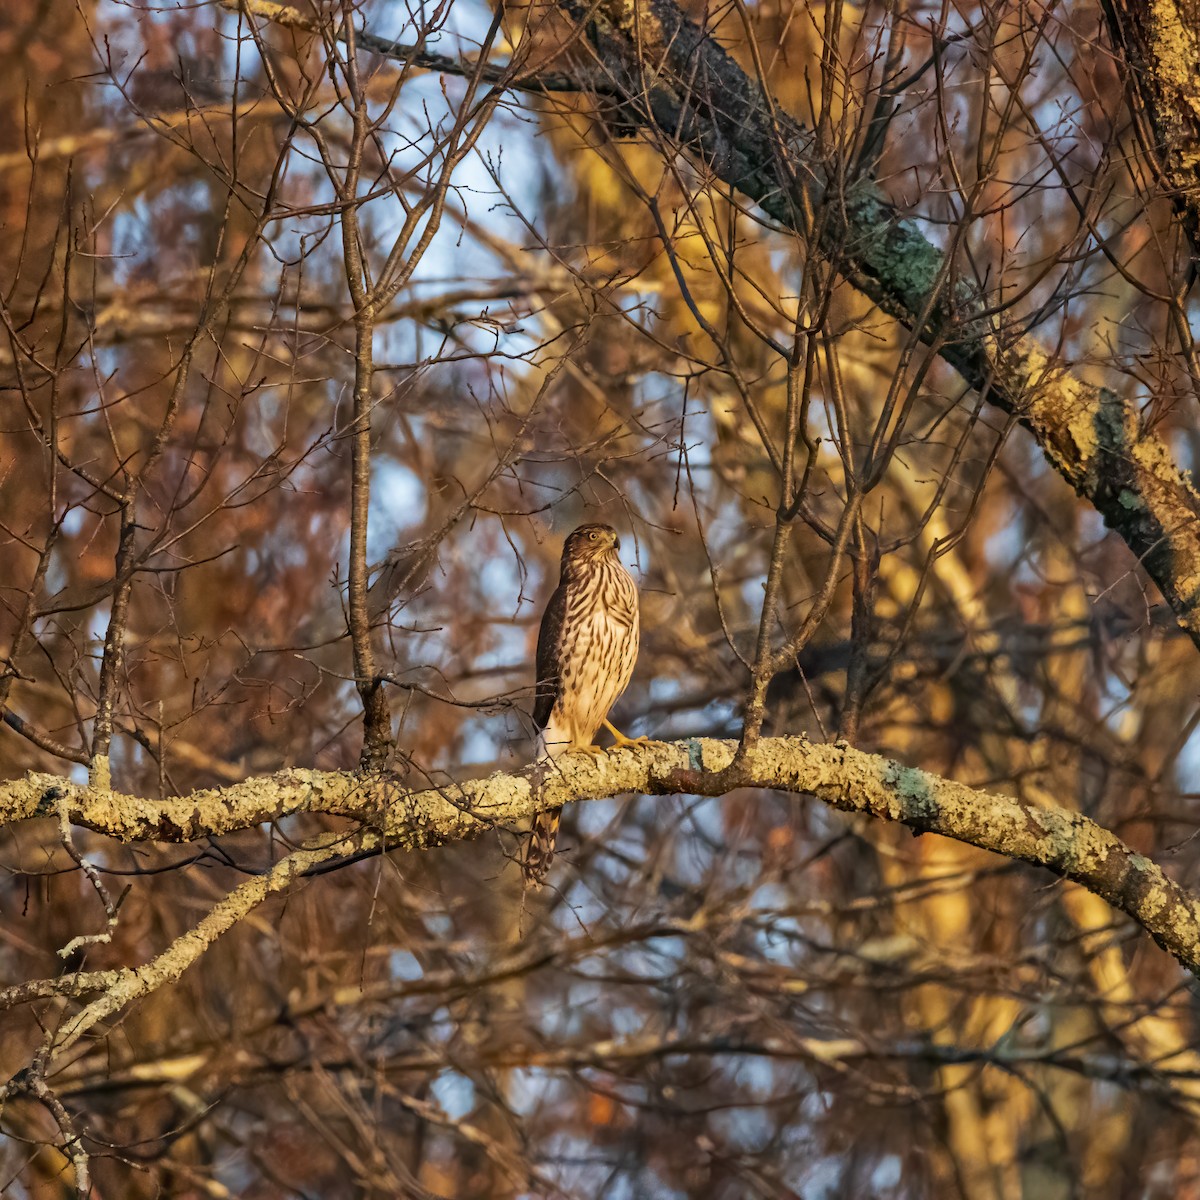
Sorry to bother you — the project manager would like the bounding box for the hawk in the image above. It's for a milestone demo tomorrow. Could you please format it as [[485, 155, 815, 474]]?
[[525, 524, 643, 885]]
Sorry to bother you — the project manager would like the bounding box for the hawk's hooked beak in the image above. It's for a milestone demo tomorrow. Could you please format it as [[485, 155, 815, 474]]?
[[612, 534, 621, 552]]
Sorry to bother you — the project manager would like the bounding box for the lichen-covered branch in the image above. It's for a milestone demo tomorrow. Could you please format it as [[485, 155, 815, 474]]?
[[5, 736, 1200, 977], [1103, 0, 1200, 255], [570, 0, 1200, 645], [222, 0, 1200, 648]]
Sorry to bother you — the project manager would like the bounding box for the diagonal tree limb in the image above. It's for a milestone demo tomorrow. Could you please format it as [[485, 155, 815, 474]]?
[[220, 0, 1200, 648], [566, 0, 1200, 645], [5, 736, 1200, 977]]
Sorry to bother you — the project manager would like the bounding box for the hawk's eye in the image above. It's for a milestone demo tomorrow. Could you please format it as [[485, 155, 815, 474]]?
[[589, 531, 598, 540]]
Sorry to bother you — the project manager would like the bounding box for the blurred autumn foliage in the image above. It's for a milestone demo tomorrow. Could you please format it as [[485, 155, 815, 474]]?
[[4, 0, 1200, 1194]]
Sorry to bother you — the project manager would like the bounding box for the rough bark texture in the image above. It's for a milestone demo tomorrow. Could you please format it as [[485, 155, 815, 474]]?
[[1105, 0, 1200, 255], [7, 737, 1200, 977]]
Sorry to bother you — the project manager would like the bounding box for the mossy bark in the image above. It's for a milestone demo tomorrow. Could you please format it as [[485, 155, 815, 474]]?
[[7, 736, 1200, 978]]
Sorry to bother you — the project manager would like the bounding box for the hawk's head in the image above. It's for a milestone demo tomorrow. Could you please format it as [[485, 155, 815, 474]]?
[[562, 523, 621, 568]]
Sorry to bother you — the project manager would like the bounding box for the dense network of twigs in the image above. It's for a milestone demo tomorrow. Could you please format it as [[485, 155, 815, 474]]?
[[3, 0, 1200, 1194]]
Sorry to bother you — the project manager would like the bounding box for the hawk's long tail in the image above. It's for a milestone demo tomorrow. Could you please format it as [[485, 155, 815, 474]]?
[[522, 807, 561, 888], [524, 726, 568, 887]]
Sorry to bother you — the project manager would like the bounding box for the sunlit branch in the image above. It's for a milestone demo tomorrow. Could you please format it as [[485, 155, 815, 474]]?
[[4, 736, 1200, 976]]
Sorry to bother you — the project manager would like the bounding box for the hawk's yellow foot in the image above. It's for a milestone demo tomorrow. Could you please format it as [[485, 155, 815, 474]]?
[[603, 719, 650, 750]]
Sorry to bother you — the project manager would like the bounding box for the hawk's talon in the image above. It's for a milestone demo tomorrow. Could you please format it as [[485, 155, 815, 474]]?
[[602, 719, 650, 750]]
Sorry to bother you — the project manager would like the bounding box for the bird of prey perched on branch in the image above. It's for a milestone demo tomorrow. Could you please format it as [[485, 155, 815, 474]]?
[[525, 524, 644, 885]]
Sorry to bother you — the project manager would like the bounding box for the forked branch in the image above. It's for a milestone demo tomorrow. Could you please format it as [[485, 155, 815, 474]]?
[[4, 736, 1200, 979]]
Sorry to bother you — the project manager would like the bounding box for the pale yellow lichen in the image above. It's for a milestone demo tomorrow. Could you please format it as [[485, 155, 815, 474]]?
[[6, 736, 1200, 982], [1148, 0, 1200, 109]]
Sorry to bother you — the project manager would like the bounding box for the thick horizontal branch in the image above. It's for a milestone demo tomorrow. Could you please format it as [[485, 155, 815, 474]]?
[[6, 737, 1200, 976]]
